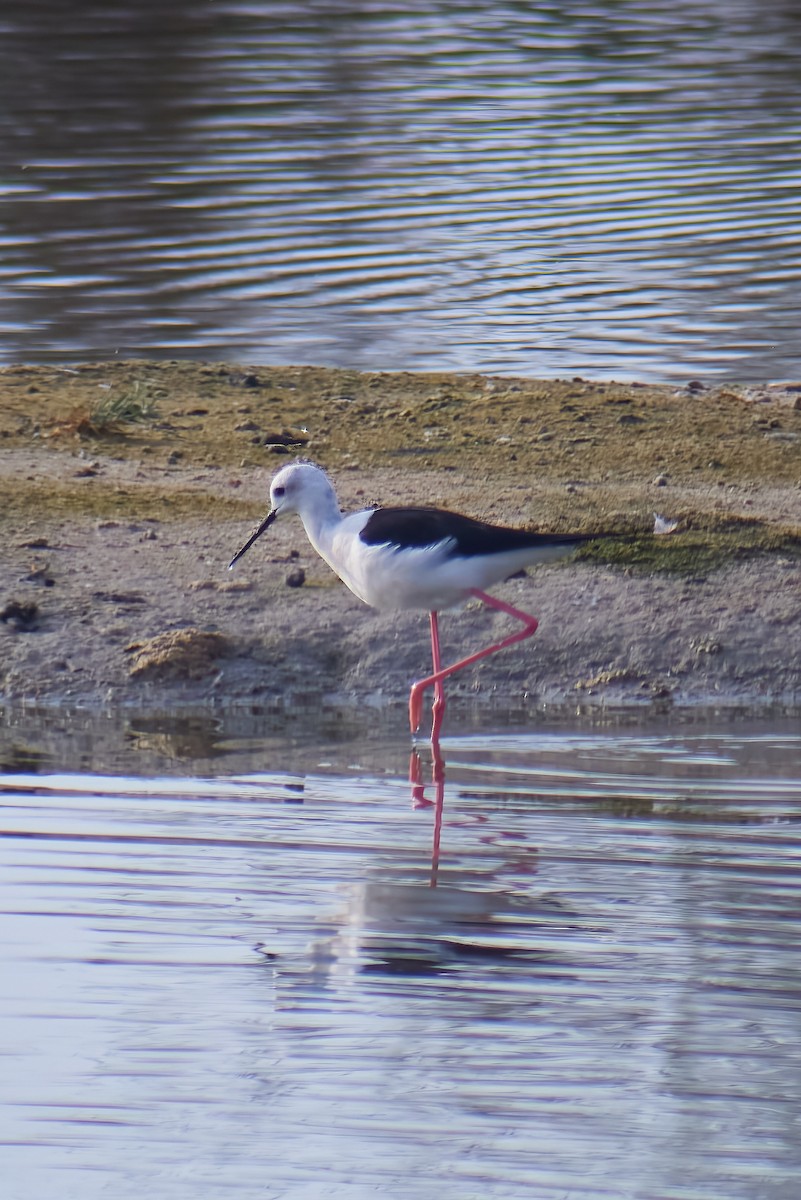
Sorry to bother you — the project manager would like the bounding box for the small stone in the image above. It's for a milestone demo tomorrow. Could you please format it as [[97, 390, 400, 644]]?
[[690, 636, 722, 656], [218, 579, 252, 593], [262, 430, 310, 448], [285, 568, 306, 588], [22, 560, 52, 584], [0, 600, 39, 631], [93, 591, 147, 605]]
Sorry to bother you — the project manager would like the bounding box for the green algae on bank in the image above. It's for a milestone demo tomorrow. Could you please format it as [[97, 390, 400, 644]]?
[[2, 360, 801, 486], [0, 474, 261, 525], [1, 360, 800, 574], [578, 519, 801, 574]]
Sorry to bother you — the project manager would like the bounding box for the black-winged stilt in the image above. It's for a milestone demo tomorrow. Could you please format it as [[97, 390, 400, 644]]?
[[229, 460, 645, 737]]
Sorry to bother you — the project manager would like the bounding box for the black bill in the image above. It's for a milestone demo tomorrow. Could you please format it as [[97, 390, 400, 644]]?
[[228, 509, 278, 569]]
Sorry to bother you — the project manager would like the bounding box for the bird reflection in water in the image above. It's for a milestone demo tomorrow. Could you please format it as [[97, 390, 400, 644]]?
[[409, 742, 445, 886]]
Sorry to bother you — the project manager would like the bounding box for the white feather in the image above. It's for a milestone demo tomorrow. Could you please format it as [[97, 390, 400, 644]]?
[[653, 513, 679, 536]]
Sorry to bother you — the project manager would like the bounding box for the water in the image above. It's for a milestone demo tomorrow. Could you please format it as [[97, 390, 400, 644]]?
[[2, 1, 801, 381], [3, 708, 801, 1199]]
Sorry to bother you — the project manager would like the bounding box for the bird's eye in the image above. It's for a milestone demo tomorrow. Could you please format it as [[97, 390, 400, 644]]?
[[274, 486, 285, 498]]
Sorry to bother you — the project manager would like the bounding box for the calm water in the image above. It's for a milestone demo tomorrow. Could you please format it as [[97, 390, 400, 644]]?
[[3, 708, 801, 1199], [2, 1, 801, 381]]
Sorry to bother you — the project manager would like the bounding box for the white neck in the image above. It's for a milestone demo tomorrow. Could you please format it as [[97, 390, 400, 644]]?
[[295, 480, 343, 559]]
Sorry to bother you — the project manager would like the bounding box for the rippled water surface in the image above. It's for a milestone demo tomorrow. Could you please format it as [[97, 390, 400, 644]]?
[[3, 709, 801, 1198], [2, 1, 801, 379]]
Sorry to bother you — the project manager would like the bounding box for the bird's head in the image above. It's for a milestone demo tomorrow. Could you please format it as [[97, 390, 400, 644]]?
[[228, 460, 333, 568], [267, 460, 330, 517]]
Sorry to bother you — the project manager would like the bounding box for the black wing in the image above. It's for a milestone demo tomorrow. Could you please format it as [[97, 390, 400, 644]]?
[[359, 506, 594, 558]]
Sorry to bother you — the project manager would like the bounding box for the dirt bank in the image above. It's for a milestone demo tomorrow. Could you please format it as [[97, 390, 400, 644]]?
[[1, 361, 800, 715]]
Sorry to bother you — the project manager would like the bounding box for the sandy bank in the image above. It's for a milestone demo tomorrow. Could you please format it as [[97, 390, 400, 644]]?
[[1, 361, 800, 715]]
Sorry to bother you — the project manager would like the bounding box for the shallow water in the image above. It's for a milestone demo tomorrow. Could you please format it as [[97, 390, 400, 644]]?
[[2, 709, 801, 1198], [2, 1, 801, 380]]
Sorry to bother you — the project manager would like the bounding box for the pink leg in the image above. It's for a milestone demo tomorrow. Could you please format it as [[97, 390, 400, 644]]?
[[428, 732, 445, 886], [429, 611, 446, 742], [409, 588, 539, 734]]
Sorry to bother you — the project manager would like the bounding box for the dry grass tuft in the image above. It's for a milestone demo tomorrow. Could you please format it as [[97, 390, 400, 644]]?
[[48, 381, 161, 439]]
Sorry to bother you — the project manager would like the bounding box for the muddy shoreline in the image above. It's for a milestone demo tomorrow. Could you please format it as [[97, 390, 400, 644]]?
[[1, 361, 800, 717]]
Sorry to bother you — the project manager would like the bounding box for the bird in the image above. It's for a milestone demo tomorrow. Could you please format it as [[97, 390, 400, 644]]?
[[228, 460, 663, 738]]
